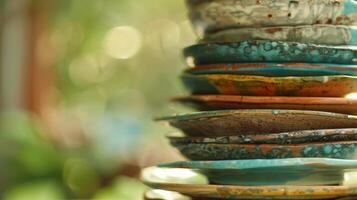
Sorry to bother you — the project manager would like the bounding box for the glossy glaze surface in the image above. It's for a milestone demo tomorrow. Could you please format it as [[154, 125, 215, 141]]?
[[187, 63, 357, 77], [157, 110, 357, 137], [202, 25, 357, 45], [171, 141, 357, 160], [169, 129, 357, 144], [142, 166, 357, 199], [181, 74, 357, 97], [173, 95, 357, 114], [184, 41, 357, 65], [159, 158, 357, 185], [187, 0, 357, 34]]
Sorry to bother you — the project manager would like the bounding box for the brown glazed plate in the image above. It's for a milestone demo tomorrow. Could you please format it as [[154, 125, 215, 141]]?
[[157, 110, 357, 137], [144, 184, 357, 200], [170, 141, 357, 160], [142, 167, 357, 199], [168, 129, 357, 144], [173, 95, 357, 114]]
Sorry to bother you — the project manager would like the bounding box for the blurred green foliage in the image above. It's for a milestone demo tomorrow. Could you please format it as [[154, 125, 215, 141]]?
[[1, 0, 195, 199]]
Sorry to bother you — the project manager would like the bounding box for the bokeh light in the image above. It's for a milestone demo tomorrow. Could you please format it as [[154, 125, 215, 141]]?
[[345, 93, 357, 99], [69, 55, 101, 85], [104, 26, 142, 59]]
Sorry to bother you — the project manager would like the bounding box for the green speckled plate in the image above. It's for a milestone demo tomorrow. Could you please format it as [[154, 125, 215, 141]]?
[[157, 110, 357, 137], [158, 158, 357, 186], [173, 95, 357, 114], [142, 166, 357, 199], [169, 129, 357, 144], [181, 74, 357, 97], [184, 41, 357, 65], [170, 141, 357, 160]]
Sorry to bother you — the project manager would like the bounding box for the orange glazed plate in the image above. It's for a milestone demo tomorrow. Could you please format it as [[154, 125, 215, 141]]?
[[181, 74, 357, 97], [173, 95, 357, 114]]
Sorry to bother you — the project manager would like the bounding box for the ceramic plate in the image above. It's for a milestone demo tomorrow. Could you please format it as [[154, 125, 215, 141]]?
[[186, 63, 357, 77], [143, 166, 357, 199], [184, 41, 357, 65], [201, 25, 357, 45], [157, 110, 357, 137], [170, 141, 357, 160], [169, 129, 357, 145], [181, 74, 357, 97], [144, 187, 357, 200], [173, 95, 357, 114], [158, 158, 357, 186], [187, 0, 357, 34]]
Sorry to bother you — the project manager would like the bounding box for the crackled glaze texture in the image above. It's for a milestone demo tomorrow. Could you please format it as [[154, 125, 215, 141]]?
[[158, 110, 357, 137], [187, 63, 357, 77], [173, 95, 357, 114], [184, 41, 357, 65], [158, 158, 357, 185], [171, 141, 357, 160], [169, 129, 357, 144], [181, 74, 357, 97], [201, 25, 357, 45], [186, 0, 357, 34], [145, 182, 357, 200]]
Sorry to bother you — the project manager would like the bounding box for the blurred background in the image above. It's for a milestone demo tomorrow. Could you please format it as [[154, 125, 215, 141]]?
[[0, 0, 195, 199]]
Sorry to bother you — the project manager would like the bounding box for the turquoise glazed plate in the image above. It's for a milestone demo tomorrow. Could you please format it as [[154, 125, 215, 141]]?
[[142, 167, 357, 199], [173, 95, 357, 114], [186, 63, 357, 77], [201, 25, 357, 45], [170, 141, 357, 160], [158, 158, 357, 186], [183, 41, 357, 65], [187, 0, 357, 34], [169, 129, 357, 144], [157, 110, 357, 137], [181, 74, 357, 97]]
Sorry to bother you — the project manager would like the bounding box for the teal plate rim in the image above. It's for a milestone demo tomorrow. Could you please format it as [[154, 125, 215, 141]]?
[[158, 158, 357, 170]]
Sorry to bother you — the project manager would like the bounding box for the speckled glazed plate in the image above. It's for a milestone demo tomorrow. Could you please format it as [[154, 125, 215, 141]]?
[[144, 184, 357, 200], [181, 74, 357, 97], [158, 158, 357, 186], [201, 25, 357, 45], [144, 185, 357, 200], [157, 110, 357, 137], [170, 141, 357, 160], [169, 129, 357, 145], [142, 166, 357, 199], [173, 95, 357, 114], [184, 41, 357, 65], [186, 63, 357, 77], [187, 0, 357, 34]]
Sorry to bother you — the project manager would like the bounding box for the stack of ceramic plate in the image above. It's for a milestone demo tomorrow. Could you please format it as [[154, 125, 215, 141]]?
[[142, 0, 357, 199]]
